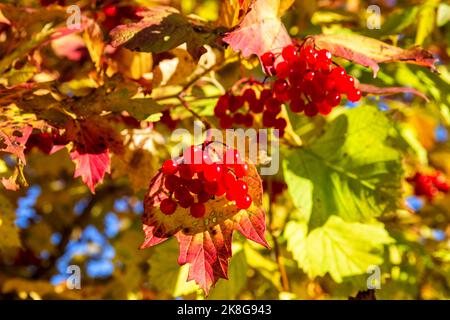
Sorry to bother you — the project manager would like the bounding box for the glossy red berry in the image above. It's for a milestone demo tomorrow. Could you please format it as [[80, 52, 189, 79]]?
[[234, 162, 249, 178], [190, 203, 206, 218], [282, 45, 299, 62], [347, 88, 361, 102], [275, 61, 290, 79], [204, 163, 223, 182], [164, 175, 180, 192], [162, 159, 178, 175], [236, 194, 252, 210], [160, 198, 177, 215], [261, 52, 275, 66]]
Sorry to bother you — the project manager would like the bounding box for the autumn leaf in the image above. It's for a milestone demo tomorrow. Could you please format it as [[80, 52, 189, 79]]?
[[222, 0, 292, 58], [63, 118, 124, 193], [313, 33, 438, 77], [358, 83, 429, 101], [0, 125, 33, 164], [110, 6, 221, 60], [141, 158, 268, 294]]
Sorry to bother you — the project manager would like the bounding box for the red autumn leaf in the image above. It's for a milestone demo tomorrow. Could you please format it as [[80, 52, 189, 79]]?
[[0, 125, 33, 164], [63, 118, 124, 193], [222, 0, 292, 58], [358, 83, 429, 101], [141, 157, 268, 294], [313, 34, 438, 77]]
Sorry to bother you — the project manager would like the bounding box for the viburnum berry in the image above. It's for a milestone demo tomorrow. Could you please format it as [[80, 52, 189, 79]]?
[[162, 159, 178, 175], [408, 171, 450, 201], [236, 194, 252, 210], [158, 143, 254, 218], [261, 52, 275, 67], [190, 203, 206, 218], [160, 198, 177, 215]]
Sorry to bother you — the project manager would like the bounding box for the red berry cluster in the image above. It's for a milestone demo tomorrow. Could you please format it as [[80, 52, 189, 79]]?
[[214, 85, 288, 135], [214, 42, 361, 135], [159, 144, 252, 218], [260, 43, 362, 117], [408, 171, 450, 200]]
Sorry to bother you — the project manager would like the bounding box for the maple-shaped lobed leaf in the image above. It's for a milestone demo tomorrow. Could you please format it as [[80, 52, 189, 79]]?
[[0, 125, 33, 165], [62, 118, 124, 193], [222, 0, 292, 58], [313, 33, 437, 77], [141, 154, 268, 294], [110, 6, 222, 60]]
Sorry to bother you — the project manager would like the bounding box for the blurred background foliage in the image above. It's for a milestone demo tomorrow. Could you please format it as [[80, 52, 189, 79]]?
[[0, 0, 449, 300]]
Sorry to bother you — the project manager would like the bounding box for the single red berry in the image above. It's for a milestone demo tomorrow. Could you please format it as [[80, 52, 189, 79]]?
[[219, 115, 233, 129], [187, 179, 203, 194], [259, 89, 272, 103], [197, 191, 211, 203], [282, 44, 299, 62], [290, 98, 305, 113], [179, 164, 194, 179], [229, 95, 245, 112], [261, 52, 275, 67], [190, 203, 206, 218], [347, 88, 361, 102], [162, 159, 178, 175], [316, 49, 332, 70], [318, 102, 332, 115], [265, 97, 282, 114], [160, 198, 177, 215], [234, 162, 249, 178], [164, 175, 180, 192], [274, 117, 287, 130], [243, 114, 254, 127], [326, 91, 341, 107], [204, 163, 223, 182], [304, 103, 319, 117], [249, 99, 264, 113], [243, 88, 257, 105], [236, 194, 252, 210], [305, 71, 315, 82], [262, 111, 277, 127], [275, 61, 290, 79], [233, 180, 248, 194]]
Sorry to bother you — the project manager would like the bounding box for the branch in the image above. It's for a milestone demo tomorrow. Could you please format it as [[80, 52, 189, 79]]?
[[266, 178, 290, 292]]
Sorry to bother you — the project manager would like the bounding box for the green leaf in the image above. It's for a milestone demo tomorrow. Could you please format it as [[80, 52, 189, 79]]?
[[107, 89, 166, 120], [368, 7, 418, 37], [283, 106, 402, 228], [416, 0, 439, 45], [437, 3, 450, 27], [285, 216, 393, 282], [0, 193, 21, 256], [208, 244, 248, 300], [147, 239, 200, 297]]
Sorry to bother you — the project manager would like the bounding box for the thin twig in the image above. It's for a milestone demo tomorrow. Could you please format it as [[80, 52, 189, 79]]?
[[177, 93, 212, 129], [267, 178, 290, 292]]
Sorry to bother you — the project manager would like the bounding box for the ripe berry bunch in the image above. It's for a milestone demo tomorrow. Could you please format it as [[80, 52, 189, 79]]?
[[214, 83, 288, 136], [260, 41, 362, 117], [159, 143, 253, 218], [408, 171, 450, 200]]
